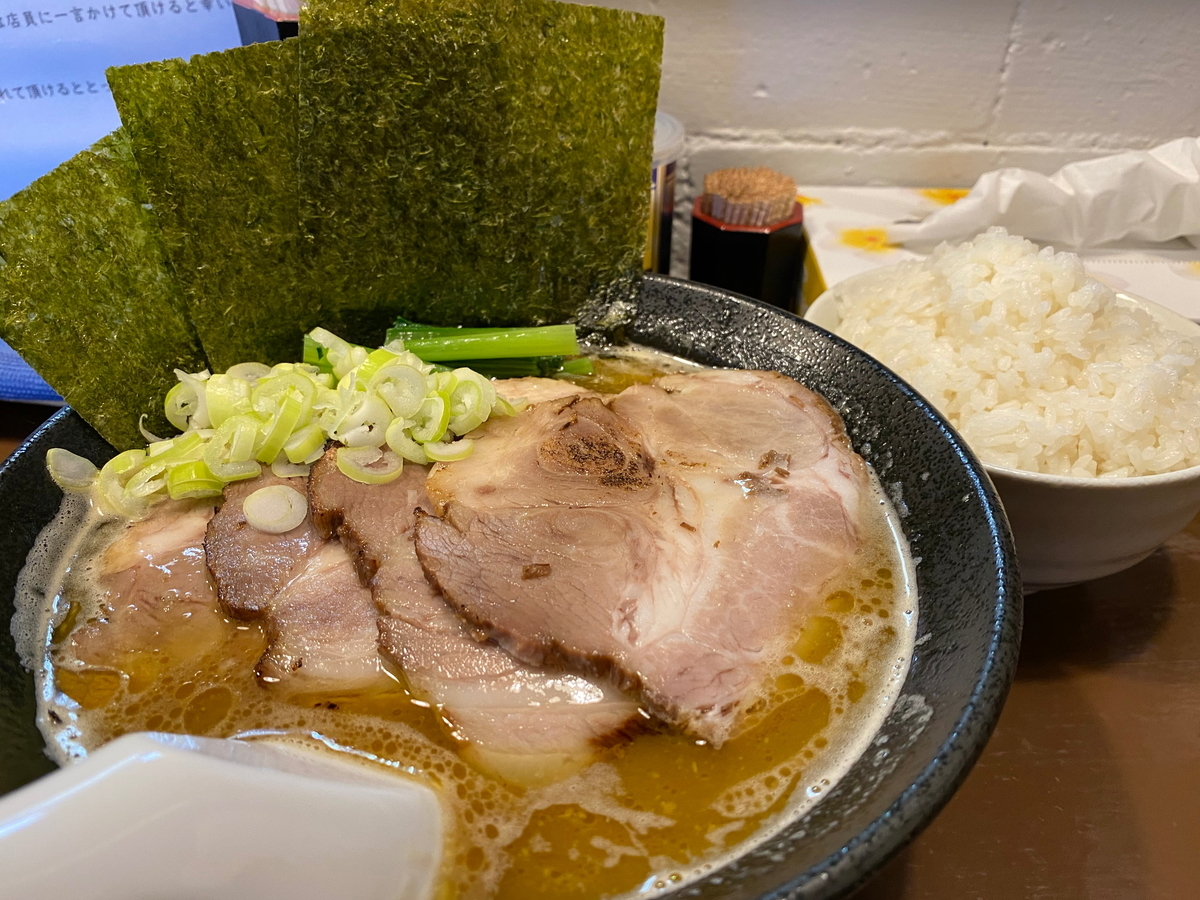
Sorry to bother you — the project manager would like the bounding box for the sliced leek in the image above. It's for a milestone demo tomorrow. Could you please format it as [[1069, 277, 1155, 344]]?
[[424, 438, 474, 462], [335, 446, 404, 485], [205, 374, 252, 427], [69, 324, 538, 517], [167, 460, 224, 500], [242, 484, 308, 534], [46, 448, 99, 493]]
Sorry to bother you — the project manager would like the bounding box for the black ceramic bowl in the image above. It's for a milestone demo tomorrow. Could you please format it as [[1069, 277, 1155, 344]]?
[[0, 274, 1021, 898]]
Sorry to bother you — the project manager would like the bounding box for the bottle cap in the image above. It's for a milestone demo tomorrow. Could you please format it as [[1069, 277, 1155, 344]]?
[[653, 112, 685, 168]]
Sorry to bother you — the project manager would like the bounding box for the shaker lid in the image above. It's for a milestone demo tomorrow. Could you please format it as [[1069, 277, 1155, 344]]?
[[653, 112, 685, 167]]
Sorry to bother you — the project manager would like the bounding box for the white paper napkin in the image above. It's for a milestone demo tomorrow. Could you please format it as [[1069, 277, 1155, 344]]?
[[887, 137, 1200, 250]]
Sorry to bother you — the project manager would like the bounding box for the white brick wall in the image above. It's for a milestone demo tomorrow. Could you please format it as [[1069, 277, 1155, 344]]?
[[594, 0, 1200, 272]]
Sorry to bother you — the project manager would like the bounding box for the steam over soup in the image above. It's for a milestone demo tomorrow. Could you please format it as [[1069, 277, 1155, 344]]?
[[16, 349, 916, 899]]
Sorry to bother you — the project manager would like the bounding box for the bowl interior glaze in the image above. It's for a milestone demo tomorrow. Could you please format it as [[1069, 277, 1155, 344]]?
[[0, 275, 1021, 899]]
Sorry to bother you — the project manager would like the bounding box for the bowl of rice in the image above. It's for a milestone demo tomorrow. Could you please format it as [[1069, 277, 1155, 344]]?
[[806, 228, 1200, 592]]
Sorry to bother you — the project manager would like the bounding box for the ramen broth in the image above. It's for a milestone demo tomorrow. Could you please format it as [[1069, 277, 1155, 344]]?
[[16, 351, 917, 900]]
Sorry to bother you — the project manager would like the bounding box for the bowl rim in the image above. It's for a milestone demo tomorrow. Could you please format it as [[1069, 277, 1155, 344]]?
[[982, 458, 1200, 487]]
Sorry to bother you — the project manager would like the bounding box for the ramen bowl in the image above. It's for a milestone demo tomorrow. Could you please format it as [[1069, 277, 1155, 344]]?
[[0, 275, 1020, 898]]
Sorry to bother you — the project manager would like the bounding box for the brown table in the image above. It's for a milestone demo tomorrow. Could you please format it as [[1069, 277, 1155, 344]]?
[[852, 519, 1200, 898], [4, 401, 1198, 899]]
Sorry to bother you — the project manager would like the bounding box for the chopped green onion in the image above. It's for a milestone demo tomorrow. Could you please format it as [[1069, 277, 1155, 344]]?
[[164, 376, 209, 432], [138, 415, 165, 444], [410, 394, 450, 443], [330, 393, 392, 448], [385, 420, 429, 465], [209, 414, 262, 464], [54, 322, 590, 512], [492, 395, 527, 417], [147, 431, 205, 464], [308, 327, 369, 379], [204, 414, 263, 482], [205, 374, 252, 427], [446, 368, 496, 435], [124, 460, 171, 499], [96, 448, 150, 518], [206, 459, 261, 483], [167, 460, 224, 500], [355, 347, 401, 383], [302, 334, 335, 375], [270, 458, 311, 479], [252, 371, 317, 419], [225, 362, 272, 384], [370, 360, 430, 419], [283, 423, 327, 465], [335, 446, 404, 485], [424, 439, 474, 462], [255, 389, 307, 463], [46, 448, 99, 493], [242, 484, 308, 533], [167, 369, 212, 430]]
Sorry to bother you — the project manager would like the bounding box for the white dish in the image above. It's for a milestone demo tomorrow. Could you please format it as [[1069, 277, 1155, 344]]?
[[806, 280, 1200, 592]]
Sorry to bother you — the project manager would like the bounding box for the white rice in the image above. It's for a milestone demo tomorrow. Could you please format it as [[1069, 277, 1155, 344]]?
[[831, 228, 1200, 478]]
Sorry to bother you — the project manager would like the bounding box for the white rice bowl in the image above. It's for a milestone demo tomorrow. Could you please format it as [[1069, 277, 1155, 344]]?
[[826, 228, 1200, 478]]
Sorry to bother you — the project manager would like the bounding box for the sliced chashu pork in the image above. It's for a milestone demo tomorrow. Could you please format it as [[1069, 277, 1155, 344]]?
[[256, 541, 384, 690], [205, 473, 390, 694], [204, 474, 324, 619], [67, 501, 230, 670], [495, 376, 588, 406], [415, 369, 869, 745], [307, 447, 639, 784]]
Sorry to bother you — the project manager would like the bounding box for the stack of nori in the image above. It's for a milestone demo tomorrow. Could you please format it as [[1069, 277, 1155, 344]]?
[[0, 0, 663, 450]]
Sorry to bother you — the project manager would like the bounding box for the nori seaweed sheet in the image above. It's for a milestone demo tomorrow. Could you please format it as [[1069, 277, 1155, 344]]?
[[108, 40, 312, 371], [0, 131, 208, 450], [299, 0, 663, 340]]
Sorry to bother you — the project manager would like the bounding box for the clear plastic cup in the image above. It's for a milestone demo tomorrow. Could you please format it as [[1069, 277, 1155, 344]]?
[[645, 112, 684, 274]]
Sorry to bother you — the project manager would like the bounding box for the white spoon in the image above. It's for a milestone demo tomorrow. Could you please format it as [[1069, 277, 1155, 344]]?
[[0, 732, 441, 900]]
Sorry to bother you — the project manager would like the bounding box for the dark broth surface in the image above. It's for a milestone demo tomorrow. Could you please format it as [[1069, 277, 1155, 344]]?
[[17, 351, 916, 899]]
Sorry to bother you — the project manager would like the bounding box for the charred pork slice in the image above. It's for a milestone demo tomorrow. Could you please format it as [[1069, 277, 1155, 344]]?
[[205, 473, 391, 695], [204, 474, 323, 619], [308, 448, 638, 783], [415, 371, 869, 745]]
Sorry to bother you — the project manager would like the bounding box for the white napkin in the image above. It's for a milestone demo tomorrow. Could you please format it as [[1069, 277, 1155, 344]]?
[[887, 137, 1200, 250]]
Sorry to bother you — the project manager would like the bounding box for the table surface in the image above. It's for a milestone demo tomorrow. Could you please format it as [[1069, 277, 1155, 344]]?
[[3, 400, 1197, 900]]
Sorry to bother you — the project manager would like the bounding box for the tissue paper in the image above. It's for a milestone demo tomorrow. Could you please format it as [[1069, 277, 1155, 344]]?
[[888, 137, 1200, 249]]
